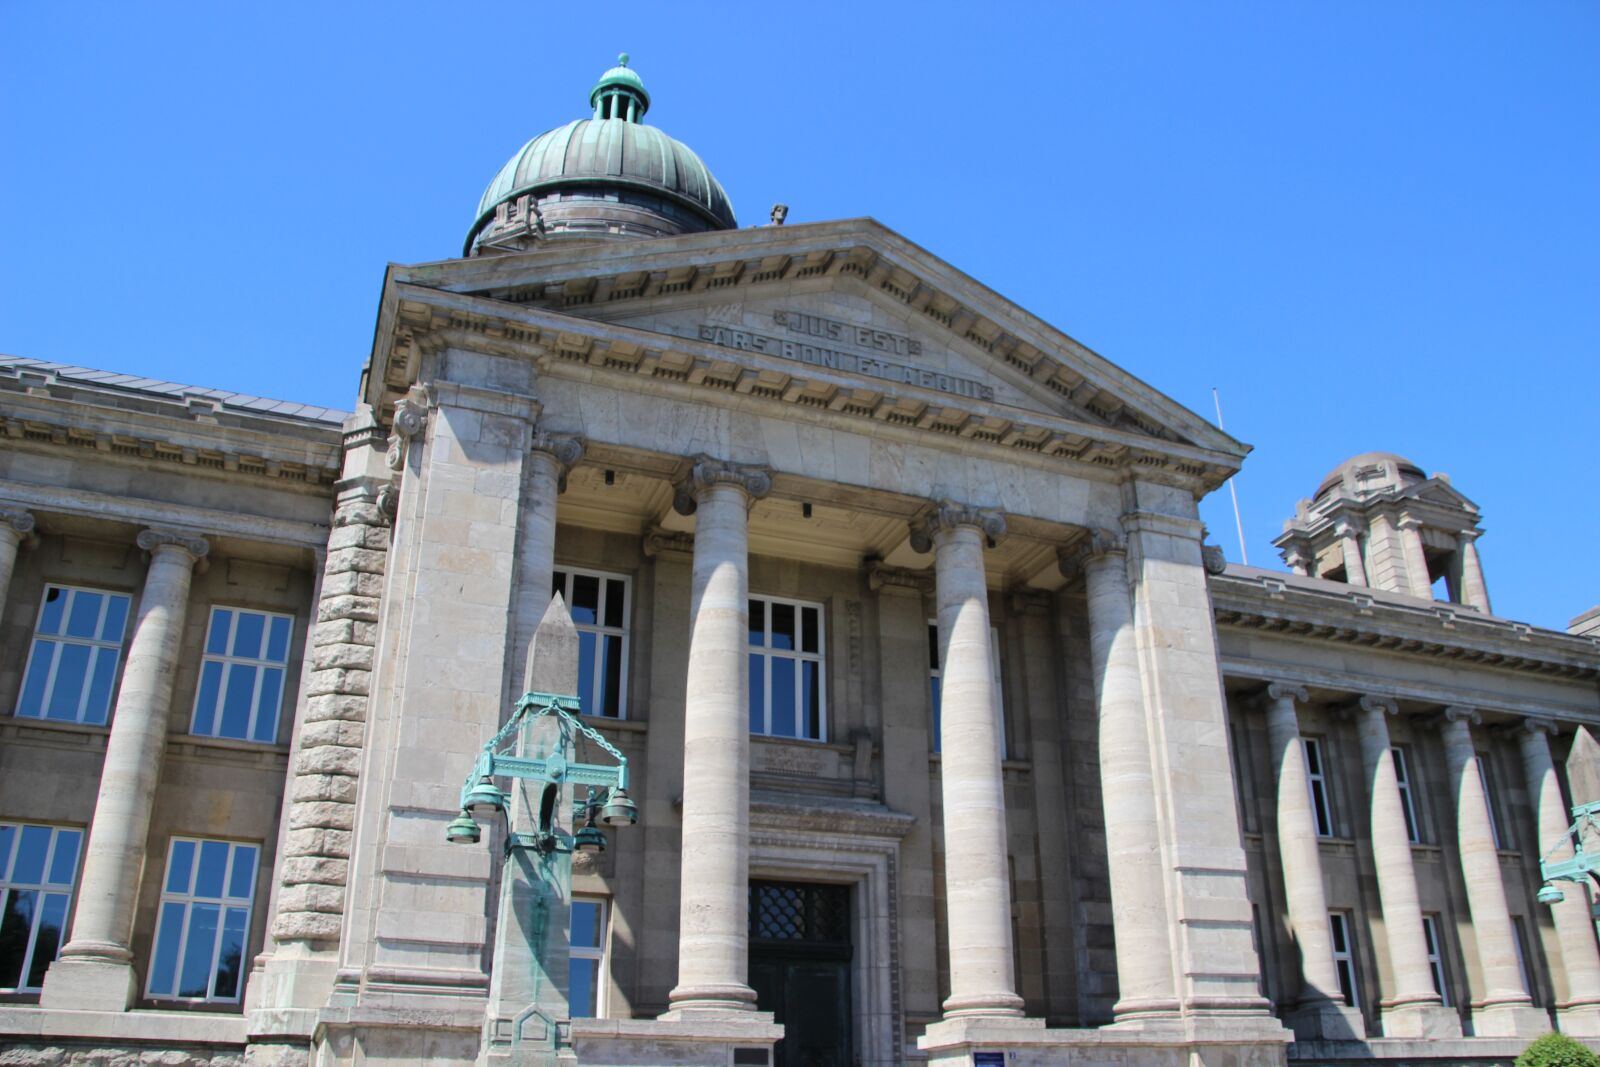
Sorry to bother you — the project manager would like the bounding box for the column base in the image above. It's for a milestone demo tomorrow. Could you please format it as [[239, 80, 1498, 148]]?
[[1469, 1000, 1551, 1038], [918, 1016, 1291, 1067], [1283, 998, 1366, 1041], [941, 990, 1026, 1018], [665, 982, 758, 1014], [38, 953, 137, 1011], [1557, 1002, 1600, 1037], [577, 1014, 782, 1067], [1378, 998, 1463, 1039]]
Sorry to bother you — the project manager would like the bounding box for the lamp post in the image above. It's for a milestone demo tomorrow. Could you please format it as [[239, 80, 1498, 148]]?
[[1536, 800, 1600, 926], [450, 593, 638, 1062]]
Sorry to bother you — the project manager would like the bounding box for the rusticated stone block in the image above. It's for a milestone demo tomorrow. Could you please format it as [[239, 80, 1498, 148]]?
[[333, 502, 385, 527], [325, 546, 387, 575], [298, 719, 364, 749], [320, 570, 384, 598], [283, 827, 352, 859], [292, 772, 358, 805], [279, 856, 349, 886], [276, 882, 346, 915], [271, 910, 343, 943], [295, 744, 360, 777], [327, 523, 390, 551], [304, 667, 370, 697], [287, 801, 356, 831], [302, 693, 368, 723], [317, 593, 380, 623], [310, 641, 374, 671]]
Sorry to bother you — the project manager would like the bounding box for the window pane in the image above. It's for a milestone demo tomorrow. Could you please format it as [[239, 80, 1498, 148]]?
[[167, 840, 196, 893], [100, 595, 129, 642], [771, 658, 796, 738], [1330, 915, 1348, 953], [178, 903, 220, 997], [12, 826, 51, 885], [569, 957, 598, 1018], [748, 600, 764, 646], [253, 669, 284, 742], [0, 826, 14, 877], [604, 579, 625, 629], [38, 586, 67, 635], [65, 591, 103, 639], [577, 630, 597, 716], [46, 643, 90, 721], [192, 660, 224, 736], [148, 901, 185, 996], [749, 655, 764, 733], [213, 908, 248, 1000], [801, 607, 819, 655], [571, 901, 601, 948], [218, 665, 258, 739], [47, 830, 81, 886], [17, 640, 56, 717], [770, 603, 796, 651], [85, 646, 120, 725], [803, 660, 821, 740], [265, 616, 292, 662], [207, 610, 233, 655], [930, 676, 942, 753], [232, 612, 265, 660], [928, 624, 940, 670], [571, 574, 600, 626], [0, 889, 38, 988], [194, 841, 230, 898], [227, 846, 257, 900], [26, 892, 68, 989], [1302, 739, 1321, 775], [601, 634, 623, 718]]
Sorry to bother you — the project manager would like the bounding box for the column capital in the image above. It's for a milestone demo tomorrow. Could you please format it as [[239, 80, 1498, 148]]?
[[1516, 716, 1558, 739], [908, 500, 1006, 553], [1396, 514, 1426, 532], [136, 528, 210, 565], [0, 505, 36, 538], [864, 560, 933, 596], [641, 525, 695, 559], [1456, 528, 1483, 544], [1264, 682, 1309, 706], [385, 384, 431, 472], [1359, 695, 1399, 717], [1056, 529, 1126, 579], [528, 429, 585, 469], [1441, 704, 1481, 727], [671, 455, 773, 515]]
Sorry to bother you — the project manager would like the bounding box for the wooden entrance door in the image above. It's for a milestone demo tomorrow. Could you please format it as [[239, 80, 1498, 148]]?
[[748, 880, 852, 1067]]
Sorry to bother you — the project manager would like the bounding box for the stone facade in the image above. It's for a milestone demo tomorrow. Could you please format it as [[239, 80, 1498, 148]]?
[[3, 64, 1599, 1067]]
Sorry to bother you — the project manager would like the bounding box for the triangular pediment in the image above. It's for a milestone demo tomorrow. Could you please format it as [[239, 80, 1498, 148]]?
[[383, 218, 1245, 460], [1402, 477, 1480, 512]]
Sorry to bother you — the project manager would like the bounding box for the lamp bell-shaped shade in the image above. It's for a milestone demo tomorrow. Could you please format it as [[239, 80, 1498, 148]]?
[[464, 777, 507, 816], [573, 824, 608, 853], [446, 812, 482, 845], [1537, 883, 1566, 906], [598, 788, 638, 827]]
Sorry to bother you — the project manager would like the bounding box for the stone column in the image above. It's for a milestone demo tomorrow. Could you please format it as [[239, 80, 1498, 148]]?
[[1335, 519, 1368, 587], [1518, 720, 1600, 1035], [1439, 706, 1545, 1037], [1061, 531, 1178, 1022], [1263, 684, 1364, 1039], [42, 529, 209, 1010], [1458, 534, 1491, 614], [0, 505, 36, 618], [1397, 518, 1433, 599], [911, 502, 1023, 1020], [665, 456, 771, 1014], [1354, 697, 1460, 1037], [506, 430, 584, 704]]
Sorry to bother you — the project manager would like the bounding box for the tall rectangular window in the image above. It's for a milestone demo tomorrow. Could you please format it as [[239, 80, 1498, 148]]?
[[147, 838, 258, 1002], [1422, 913, 1450, 1006], [1303, 737, 1335, 838], [553, 569, 630, 719], [0, 823, 83, 992], [749, 596, 825, 741], [1476, 754, 1505, 850], [191, 608, 293, 743], [16, 585, 131, 725], [1512, 916, 1536, 1003], [928, 622, 1006, 756], [569, 897, 609, 1018], [1392, 746, 1420, 844], [1329, 911, 1360, 1009]]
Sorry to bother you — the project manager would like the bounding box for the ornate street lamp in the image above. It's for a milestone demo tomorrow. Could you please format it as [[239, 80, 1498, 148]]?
[[1536, 799, 1600, 919]]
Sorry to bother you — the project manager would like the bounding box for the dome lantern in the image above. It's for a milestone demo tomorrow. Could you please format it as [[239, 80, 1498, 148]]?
[[467, 54, 735, 254]]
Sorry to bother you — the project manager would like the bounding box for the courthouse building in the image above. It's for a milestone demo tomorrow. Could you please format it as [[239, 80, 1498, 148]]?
[[1, 58, 1598, 1067]]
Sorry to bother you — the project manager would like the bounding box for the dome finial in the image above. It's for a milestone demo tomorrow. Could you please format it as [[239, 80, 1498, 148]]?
[[618, 52, 629, 66], [590, 52, 650, 122]]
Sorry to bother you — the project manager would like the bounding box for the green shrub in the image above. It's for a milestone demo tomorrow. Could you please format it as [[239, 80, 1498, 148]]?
[[1516, 1033, 1600, 1067]]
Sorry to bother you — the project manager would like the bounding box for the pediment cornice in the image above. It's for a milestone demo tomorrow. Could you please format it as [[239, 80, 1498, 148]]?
[[380, 218, 1246, 461], [369, 281, 1241, 492]]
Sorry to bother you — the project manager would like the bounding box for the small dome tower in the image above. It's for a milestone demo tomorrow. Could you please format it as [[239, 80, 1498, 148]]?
[[1274, 452, 1492, 612], [466, 55, 737, 254]]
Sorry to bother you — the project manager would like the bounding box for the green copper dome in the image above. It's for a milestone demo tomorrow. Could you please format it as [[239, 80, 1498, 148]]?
[[466, 56, 736, 254]]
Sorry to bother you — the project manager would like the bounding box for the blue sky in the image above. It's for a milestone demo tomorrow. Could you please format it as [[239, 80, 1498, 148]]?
[[3, 3, 1595, 629]]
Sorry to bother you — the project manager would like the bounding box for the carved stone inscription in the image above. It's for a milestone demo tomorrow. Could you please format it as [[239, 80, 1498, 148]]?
[[696, 320, 995, 401], [773, 310, 922, 357]]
